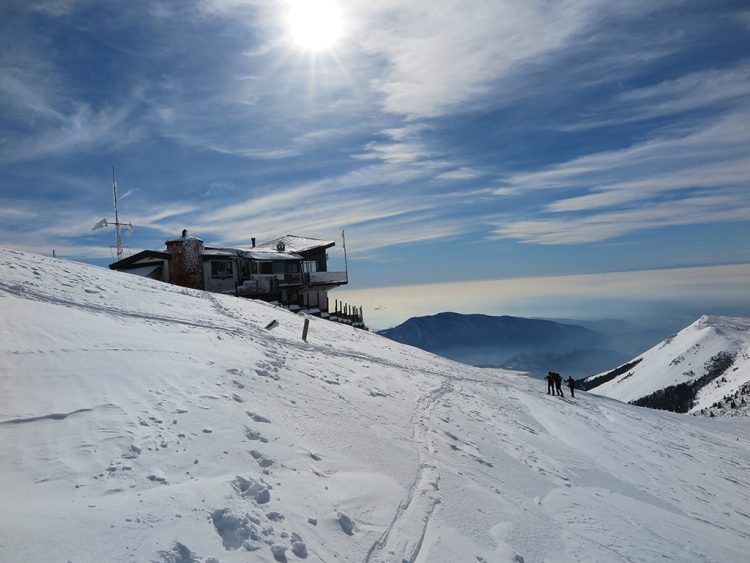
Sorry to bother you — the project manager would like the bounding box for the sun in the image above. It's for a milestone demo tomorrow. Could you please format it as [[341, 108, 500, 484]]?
[[287, 0, 344, 52]]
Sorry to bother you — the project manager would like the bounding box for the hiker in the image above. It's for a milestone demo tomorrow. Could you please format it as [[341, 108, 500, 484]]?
[[545, 372, 555, 395], [566, 376, 576, 398], [554, 372, 564, 396]]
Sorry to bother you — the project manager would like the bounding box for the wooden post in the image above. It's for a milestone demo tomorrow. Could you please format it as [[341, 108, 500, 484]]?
[[302, 318, 310, 341]]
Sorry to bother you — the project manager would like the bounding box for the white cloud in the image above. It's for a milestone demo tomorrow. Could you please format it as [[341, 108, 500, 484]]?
[[353, 0, 590, 117], [354, 141, 433, 165], [0, 103, 140, 164], [495, 195, 750, 245], [490, 101, 750, 244], [564, 63, 750, 132], [435, 167, 481, 182]]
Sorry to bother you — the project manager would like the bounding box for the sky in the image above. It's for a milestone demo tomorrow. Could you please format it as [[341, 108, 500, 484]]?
[[1, 0, 749, 328]]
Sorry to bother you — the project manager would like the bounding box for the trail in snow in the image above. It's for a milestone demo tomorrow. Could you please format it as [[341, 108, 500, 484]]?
[[365, 381, 450, 563]]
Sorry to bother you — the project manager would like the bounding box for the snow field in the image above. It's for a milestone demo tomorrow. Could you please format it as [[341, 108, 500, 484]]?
[[1, 247, 749, 562]]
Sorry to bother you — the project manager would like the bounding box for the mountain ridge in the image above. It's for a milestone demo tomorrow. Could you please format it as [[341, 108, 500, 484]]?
[[378, 312, 628, 377], [585, 315, 750, 417]]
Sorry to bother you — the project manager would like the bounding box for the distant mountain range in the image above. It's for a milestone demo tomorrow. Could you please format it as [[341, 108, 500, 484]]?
[[583, 315, 750, 417], [377, 312, 632, 378]]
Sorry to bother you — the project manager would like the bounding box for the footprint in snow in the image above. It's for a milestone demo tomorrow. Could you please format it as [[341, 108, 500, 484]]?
[[232, 476, 271, 504], [250, 450, 274, 467], [246, 411, 271, 423], [211, 508, 262, 551], [338, 512, 355, 535], [152, 541, 203, 562], [244, 427, 269, 443]]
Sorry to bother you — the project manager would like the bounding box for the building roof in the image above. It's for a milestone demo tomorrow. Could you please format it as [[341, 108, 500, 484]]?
[[165, 235, 203, 244], [242, 249, 304, 261], [202, 247, 239, 258], [123, 264, 162, 278], [253, 235, 335, 254], [203, 247, 304, 261], [109, 250, 170, 270]]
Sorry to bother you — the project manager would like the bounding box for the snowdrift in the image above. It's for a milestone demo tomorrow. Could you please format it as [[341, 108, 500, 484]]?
[[1, 247, 749, 562]]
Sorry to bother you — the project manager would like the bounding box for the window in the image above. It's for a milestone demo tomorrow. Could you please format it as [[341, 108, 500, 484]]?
[[210, 260, 233, 278], [303, 260, 318, 273], [259, 262, 272, 274], [240, 260, 251, 278]]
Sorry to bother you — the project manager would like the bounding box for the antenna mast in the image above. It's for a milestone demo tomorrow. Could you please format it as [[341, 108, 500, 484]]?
[[92, 166, 133, 261], [112, 167, 123, 261], [342, 229, 349, 284]]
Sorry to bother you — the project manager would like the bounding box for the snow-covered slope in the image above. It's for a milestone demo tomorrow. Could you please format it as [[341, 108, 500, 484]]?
[[586, 315, 750, 416], [1, 248, 750, 563]]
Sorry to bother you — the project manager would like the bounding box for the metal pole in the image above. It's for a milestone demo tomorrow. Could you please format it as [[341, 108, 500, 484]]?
[[112, 166, 123, 261], [342, 230, 349, 284]]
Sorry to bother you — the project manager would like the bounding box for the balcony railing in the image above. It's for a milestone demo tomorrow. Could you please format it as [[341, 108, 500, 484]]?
[[279, 272, 304, 286], [309, 271, 348, 285]]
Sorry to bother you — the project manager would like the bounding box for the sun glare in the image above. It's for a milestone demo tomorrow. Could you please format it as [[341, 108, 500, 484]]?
[[287, 0, 344, 52]]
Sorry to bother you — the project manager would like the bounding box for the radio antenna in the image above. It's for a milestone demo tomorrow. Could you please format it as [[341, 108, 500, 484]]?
[[92, 166, 133, 261]]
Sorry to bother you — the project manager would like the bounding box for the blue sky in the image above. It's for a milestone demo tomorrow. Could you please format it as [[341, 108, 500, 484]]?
[[1, 0, 749, 327]]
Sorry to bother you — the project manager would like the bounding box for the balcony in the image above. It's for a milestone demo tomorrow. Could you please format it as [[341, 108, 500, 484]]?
[[309, 271, 348, 285], [279, 272, 304, 286]]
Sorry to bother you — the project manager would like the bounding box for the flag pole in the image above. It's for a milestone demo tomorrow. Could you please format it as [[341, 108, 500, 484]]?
[[342, 230, 348, 284]]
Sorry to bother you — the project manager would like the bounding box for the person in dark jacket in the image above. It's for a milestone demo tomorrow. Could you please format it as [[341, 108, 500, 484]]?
[[545, 372, 555, 395], [554, 372, 564, 396], [566, 376, 576, 398]]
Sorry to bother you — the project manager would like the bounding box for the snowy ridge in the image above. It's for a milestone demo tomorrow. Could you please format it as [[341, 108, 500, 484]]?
[[1, 248, 749, 562], [586, 315, 750, 416]]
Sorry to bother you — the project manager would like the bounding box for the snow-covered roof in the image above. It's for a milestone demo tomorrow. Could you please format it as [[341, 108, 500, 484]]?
[[165, 235, 203, 244], [198, 246, 304, 261], [201, 248, 238, 258], [241, 249, 303, 261], [254, 235, 335, 254], [109, 250, 170, 270]]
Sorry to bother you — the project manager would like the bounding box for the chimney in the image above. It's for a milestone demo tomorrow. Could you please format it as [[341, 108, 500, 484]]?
[[251, 237, 256, 248]]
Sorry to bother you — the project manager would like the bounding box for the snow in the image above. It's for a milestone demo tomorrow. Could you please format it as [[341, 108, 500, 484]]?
[[1, 247, 749, 562], [587, 315, 750, 414], [253, 235, 334, 254]]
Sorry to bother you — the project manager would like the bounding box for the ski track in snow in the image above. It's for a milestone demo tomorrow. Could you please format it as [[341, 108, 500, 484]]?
[[364, 380, 450, 563], [1, 248, 750, 562]]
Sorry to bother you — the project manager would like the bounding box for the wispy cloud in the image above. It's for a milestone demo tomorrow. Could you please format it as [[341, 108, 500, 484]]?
[[495, 196, 750, 245], [562, 63, 750, 132], [352, 0, 589, 118], [435, 167, 481, 182], [0, 103, 140, 164], [493, 96, 750, 244]]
